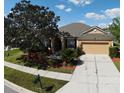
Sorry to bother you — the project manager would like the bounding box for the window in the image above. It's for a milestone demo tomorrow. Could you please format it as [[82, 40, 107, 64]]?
[[66, 37, 76, 48]]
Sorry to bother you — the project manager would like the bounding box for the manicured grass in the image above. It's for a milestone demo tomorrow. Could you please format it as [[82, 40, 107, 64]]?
[[5, 66, 68, 93], [113, 62, 120, 71], [4, 49, 75, 74], [4, 49, 24, 64], [47, 67, 75, 74], [4, 49, 21, 56]]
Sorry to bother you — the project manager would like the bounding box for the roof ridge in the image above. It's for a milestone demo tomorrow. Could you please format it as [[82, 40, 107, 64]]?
[[59, 22, 90, 28], [59, 22, 91, 37]]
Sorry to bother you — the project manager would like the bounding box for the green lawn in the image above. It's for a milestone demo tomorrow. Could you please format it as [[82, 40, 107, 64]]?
[[4, 49, 24, 64], [4, 49, 75, 74], [5, 66, 68, 93], [113, 62, 120, 71], [47, 67, 74, 74]]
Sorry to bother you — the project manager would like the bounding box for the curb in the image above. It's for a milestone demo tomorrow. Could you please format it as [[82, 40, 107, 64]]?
[[4, 79, 37, 93]]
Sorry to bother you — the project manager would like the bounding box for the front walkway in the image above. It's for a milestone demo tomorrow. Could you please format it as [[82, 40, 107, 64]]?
[[5, 62, 72, 81], [56, 54, 120, 93]]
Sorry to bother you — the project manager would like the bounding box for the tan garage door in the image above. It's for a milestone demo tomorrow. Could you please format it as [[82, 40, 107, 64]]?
[[82, 43, 109, 55]]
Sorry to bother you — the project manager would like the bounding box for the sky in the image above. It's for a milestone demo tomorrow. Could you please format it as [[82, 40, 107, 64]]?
[[4, 0, 120, 28]]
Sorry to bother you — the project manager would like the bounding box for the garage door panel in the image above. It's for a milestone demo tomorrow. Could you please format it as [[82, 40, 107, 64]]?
[[82, 43, 109, 54]]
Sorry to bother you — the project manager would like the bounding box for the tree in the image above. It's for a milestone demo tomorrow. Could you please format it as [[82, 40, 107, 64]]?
[[4, 17, 13, 47], [109, 17, 120, 46], [5, 0, 60, 52]]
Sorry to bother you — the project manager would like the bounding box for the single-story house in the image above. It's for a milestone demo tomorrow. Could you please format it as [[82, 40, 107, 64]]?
[[59, 23, 113, 55]]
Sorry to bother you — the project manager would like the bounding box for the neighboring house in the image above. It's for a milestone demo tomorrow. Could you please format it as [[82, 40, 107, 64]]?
[[59, 23, 113, 55]]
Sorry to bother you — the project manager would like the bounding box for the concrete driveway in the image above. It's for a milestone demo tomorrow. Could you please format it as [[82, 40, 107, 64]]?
[[56, 54, 120, 93]]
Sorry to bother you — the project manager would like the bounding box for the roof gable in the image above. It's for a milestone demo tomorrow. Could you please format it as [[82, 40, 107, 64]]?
[[81, 26, 108, 35], [79, 26, 113, 41]]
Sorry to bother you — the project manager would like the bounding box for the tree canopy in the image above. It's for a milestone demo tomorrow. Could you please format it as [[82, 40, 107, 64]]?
[[4, 0, 60, 52], [108, 17, 120, 46]]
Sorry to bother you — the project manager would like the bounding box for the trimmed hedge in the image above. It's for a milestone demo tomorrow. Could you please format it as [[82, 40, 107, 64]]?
[[109, 46, 120, 58]]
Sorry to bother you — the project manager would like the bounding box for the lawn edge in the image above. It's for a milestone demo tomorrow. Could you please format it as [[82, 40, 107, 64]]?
[[5, 79, 36, 93]]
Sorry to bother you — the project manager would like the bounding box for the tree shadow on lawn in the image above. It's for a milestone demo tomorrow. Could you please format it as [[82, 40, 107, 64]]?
[[44, 84, 54, 92]]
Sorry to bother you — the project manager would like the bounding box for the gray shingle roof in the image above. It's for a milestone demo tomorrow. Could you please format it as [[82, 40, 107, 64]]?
[[59, 23, 90, 37], [79, 26, 113, 40], [59, 23, 113, 41], [78, 33, 113, 41], [80, 26, 107, 35]]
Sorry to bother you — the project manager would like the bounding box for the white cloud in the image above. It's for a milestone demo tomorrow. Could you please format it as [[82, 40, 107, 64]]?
[[4, 14, 7, 17], [65, 8, 72, 12], [55, 4, 65, 10], [104, 8, 120, 18], [68, 0, 79, 5], [80, 0, 92, 6], [55, 4, 72, 12], [78, 20, 86, 23], [108, 22, 112, 25], [98, 22, 113, 28], [68, 0, 92, 6], [85, 12, 105, 20], [98, 23, 109, 28]]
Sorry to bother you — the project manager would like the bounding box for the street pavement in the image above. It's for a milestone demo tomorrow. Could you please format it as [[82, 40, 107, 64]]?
[[4, 79, 36, 93], [4, 85, 18, 93]]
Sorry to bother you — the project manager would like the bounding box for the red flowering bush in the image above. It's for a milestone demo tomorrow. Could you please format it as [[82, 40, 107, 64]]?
[[112, 58, 120, 62], [19, 52, 48, 69]]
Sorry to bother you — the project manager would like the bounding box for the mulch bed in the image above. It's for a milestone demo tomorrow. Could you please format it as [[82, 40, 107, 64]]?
[[63, 66, 76, 70], [112, 57, 120, 62]]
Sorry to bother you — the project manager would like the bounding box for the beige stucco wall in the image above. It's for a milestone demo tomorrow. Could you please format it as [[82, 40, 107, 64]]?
[[87, 29, 104, 34]]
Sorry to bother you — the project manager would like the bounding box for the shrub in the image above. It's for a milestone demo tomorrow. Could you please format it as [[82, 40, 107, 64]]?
[[47, 59, 55, 67], [19, 52, 48, 69], [60, 48, 76, 65], [109, 46, 120, 58], [75, 47, 85, 57], [47, 58, 62, 68]]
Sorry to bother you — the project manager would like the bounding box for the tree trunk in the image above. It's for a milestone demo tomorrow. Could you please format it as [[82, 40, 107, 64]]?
[[51, 38, 55, 54]]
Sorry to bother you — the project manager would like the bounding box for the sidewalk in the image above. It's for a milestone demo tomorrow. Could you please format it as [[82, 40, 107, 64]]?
[[56, 54, 120, 93], [4, 79, 36, 93], [5, 61, 72, 81]]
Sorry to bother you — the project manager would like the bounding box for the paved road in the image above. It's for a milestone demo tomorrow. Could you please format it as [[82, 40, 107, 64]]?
[[4, 85, 18, 93], [56, 54, 120, 93]]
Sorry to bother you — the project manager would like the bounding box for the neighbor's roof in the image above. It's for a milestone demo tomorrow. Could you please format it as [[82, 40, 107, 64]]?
[[59, 23, 90, 37]]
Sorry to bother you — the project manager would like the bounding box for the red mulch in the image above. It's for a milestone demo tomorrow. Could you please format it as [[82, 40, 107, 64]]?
[[63, 66, 76, 70], [112, 57, 120, 62]]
